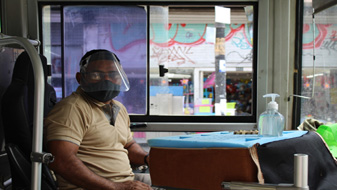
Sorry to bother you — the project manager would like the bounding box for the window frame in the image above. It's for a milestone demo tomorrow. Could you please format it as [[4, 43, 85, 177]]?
[[39, 1, 259, 132], [292, 0, 303, 128]]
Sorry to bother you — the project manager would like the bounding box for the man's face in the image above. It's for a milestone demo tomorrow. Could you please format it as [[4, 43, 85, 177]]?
[[83, 60, 122, 85]]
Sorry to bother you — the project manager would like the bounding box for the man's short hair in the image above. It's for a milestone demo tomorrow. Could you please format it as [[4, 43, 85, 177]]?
[[79, 49, 120, 73]]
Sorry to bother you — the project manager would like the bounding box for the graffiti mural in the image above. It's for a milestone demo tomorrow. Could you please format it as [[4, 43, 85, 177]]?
[[302, 24, 337, 67], [225, 24, 253, 63], [149, 23, 253, 68], [151, 46, 196, 66]]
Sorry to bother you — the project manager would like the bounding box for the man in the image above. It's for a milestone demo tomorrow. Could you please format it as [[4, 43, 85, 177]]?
[[44, 49, 152, 190]]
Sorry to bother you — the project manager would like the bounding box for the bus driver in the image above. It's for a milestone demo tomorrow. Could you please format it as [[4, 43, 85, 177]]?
[[44, 49, 152, 190]]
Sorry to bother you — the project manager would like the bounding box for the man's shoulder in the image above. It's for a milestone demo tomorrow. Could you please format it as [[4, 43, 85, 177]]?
[[58, 91, 81, 103], [46, 90, 94, 122], [55, 90, 91, 110]]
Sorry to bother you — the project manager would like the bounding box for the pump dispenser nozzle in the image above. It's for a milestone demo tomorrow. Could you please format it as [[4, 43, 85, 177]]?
[[263, 93, 280, 111]]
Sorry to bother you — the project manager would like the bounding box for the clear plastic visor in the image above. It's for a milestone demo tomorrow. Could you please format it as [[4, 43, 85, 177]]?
[[80, 51, 130, 92]]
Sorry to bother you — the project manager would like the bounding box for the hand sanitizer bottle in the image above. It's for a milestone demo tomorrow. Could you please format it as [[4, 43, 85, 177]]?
[[258, 93, 285, 137]]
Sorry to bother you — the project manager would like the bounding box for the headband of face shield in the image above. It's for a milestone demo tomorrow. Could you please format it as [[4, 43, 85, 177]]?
[[79, 51, 130, 101]]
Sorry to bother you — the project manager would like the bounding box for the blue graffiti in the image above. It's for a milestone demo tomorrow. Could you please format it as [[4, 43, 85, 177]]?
[[231, 34, 252, 50]]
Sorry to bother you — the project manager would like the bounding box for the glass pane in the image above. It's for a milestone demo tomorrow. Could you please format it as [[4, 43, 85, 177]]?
[[62, 6, 147, 114], [301, 1, 337, 123], [149, 5, 254, 116], [42, 5, 62, 102], [43, 4, 256, 120]]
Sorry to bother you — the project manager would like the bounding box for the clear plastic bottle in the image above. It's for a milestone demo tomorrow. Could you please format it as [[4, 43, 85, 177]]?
[[258, 93, 285, 137]]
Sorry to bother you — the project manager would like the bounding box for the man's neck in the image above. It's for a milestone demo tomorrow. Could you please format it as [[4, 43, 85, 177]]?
[[103, 100, 112, 105]]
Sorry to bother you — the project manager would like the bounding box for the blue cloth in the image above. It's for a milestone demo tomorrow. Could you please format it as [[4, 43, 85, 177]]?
[[148, 131, 308, 148]]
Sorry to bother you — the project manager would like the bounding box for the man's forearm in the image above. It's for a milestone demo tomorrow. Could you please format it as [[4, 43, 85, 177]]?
[[50, 153, 118, 190], [126, 140, 149, 166]]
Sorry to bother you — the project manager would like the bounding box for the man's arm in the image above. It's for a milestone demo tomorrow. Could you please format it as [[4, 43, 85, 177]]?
[[125, 140, 150, 166], [48, 140, 151, 190]]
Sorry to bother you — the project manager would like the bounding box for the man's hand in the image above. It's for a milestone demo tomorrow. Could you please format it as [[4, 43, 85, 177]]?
[[115, 180, 153, 190]]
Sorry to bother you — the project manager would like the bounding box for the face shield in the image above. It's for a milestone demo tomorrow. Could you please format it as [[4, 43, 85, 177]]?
[[79, 51, 130, 102]]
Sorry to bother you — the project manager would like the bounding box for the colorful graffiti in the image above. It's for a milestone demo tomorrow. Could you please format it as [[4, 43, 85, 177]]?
[[302, 24, 337, 67], [109, 23, 147, 52], [151, 46, 196, 66], [225, 24, 253, 63], [149, 23, 253, 47], [225, 24, 253, 48], [150, 23, 207, 47], [150, 23, 253, 67], [302, 24, 331, 49]]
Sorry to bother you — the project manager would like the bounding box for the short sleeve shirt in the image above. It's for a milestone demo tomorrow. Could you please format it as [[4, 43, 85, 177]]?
[[44, 87, 134, 189]]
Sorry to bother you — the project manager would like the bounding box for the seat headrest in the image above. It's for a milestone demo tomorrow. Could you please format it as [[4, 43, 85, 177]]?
[[12, 51, 48, 84]]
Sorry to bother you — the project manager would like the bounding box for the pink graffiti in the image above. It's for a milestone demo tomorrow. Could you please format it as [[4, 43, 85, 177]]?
[[109, 38, 146, 53], [303, 24, 331, 49], [166, 23, 186, 30], [225, 24, 244, 40], [151, 46, 195, 65], [225, 24, 252, 47], [108, 23, 146, 53]]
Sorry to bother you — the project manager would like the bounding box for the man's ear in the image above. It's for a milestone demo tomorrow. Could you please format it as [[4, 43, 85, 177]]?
[[76, 72, 81, 84]]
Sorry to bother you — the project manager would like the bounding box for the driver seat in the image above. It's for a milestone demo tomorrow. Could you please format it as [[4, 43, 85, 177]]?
[[1, 51, 58, 189]]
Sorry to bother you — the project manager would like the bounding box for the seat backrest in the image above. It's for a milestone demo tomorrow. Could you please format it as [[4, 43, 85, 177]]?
[[1, 51, 57, 189]]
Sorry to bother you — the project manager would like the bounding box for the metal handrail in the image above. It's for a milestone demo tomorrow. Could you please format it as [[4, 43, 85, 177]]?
[[0, 33, 44, 190]]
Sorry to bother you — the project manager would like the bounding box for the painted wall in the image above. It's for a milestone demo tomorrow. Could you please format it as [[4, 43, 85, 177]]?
[[149, 23, 253, 68], [302, 24, 337, 68]]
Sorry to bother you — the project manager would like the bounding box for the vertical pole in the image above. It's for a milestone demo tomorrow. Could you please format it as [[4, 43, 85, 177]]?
[[215, 26, 227, 105], [0, 35, 44, 190]]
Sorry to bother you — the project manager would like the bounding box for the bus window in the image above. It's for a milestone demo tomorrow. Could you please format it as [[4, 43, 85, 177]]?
[[41, 2, 257, 131], [300, 1, 337, 124]]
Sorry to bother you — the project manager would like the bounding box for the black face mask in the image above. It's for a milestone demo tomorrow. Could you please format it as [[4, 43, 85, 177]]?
[[82, 80, 121, 102]]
